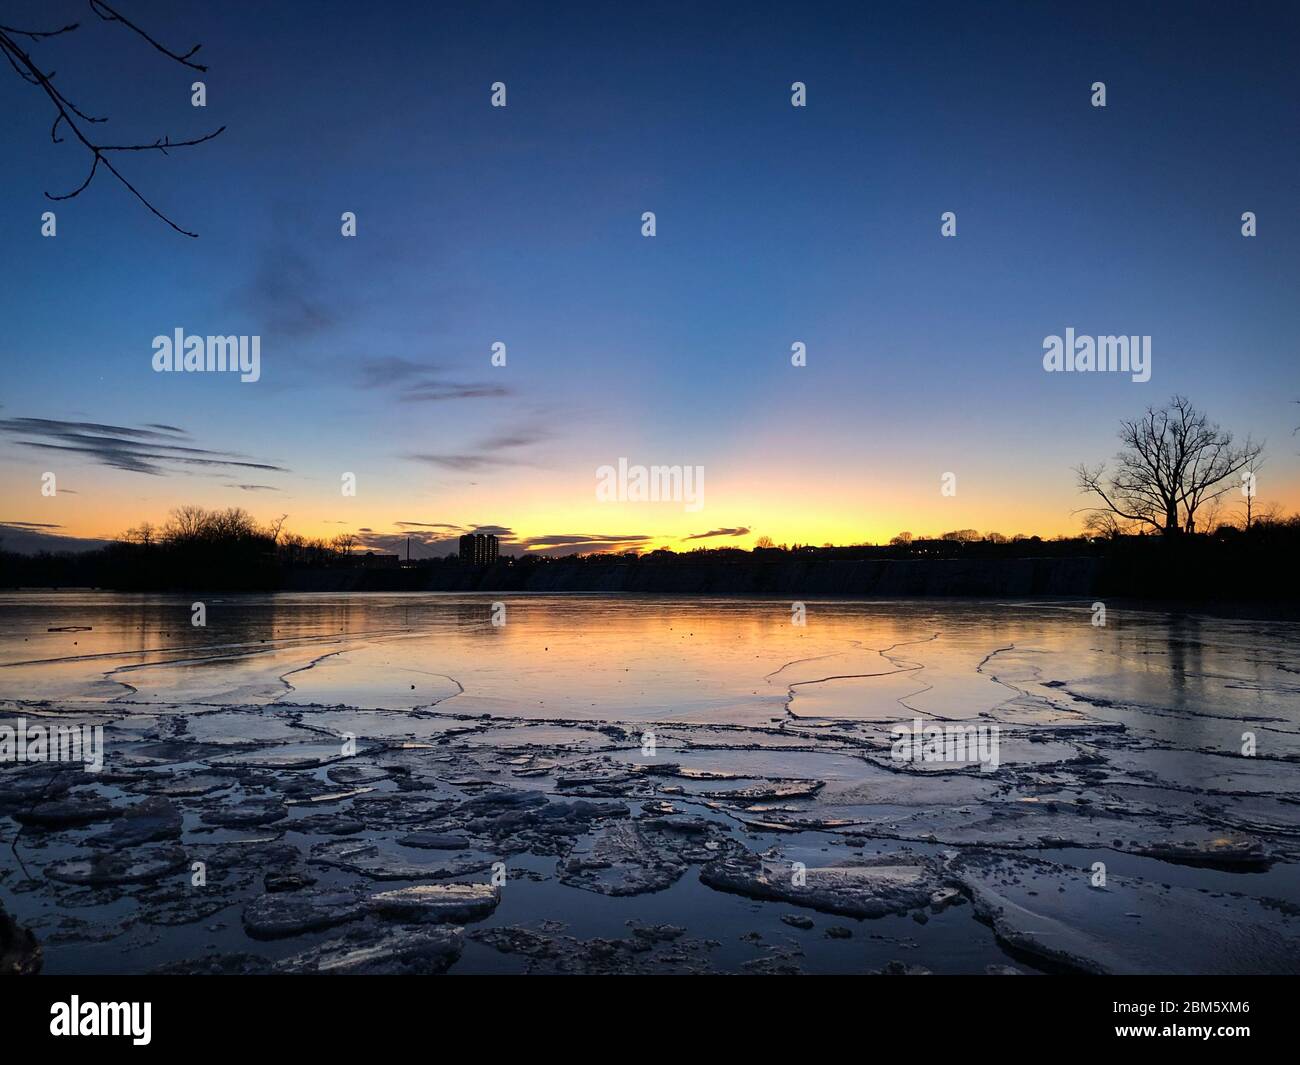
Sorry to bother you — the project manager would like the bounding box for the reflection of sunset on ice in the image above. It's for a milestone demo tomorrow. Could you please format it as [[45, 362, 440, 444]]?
[[2, 594, 1298, 974], [1, 0, 1297, 998]]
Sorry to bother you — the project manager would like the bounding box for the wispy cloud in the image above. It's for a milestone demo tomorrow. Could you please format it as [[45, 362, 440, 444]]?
[[513, 532, 653, 555], [357, 356, 435, 388], [683, 526, 750, 540], [355, 523, 517, 559], [405, 427, 549, 472], [403, 384, 510, 403], [358, 356, 509, 404], [238, 244, 336, 339], [404, 452, 521, 472], [0, 418, 288, 477]]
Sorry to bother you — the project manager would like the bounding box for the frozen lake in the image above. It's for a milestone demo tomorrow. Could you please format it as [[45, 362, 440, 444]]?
[[4, 592, 1299, 732], [2, 592, 1299, 974]]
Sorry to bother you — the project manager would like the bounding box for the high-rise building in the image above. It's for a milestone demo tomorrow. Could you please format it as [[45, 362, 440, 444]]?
[[458, 532, 499, 565]]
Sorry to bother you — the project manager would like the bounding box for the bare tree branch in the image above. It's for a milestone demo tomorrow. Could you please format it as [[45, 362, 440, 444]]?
[[0, 21, 80, 42], [0, 3, 224, 237], [89, 0, 206, 70], [96, 128, 225, 154]]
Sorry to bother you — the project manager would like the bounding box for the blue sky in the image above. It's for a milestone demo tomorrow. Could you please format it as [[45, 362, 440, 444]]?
[[2, 0, 1297, 553]]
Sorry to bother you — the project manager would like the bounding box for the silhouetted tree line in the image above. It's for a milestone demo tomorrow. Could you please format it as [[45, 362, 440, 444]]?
[[0, 506, 362, 591], [3, 389, 1299, 608], [5, 514, 1299, 600], [5, 503, 1300, 598]]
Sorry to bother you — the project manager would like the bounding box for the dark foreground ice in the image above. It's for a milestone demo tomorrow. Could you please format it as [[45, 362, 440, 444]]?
[[1, 592, 1298, 974]]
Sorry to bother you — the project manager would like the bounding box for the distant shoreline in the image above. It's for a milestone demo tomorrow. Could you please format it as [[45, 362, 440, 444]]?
[[4, 585, 1298, 624], [5, 545, 1298, 617]]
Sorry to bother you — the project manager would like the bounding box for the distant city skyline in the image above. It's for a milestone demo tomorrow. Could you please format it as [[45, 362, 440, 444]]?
[[3, 0, 1297, 557]]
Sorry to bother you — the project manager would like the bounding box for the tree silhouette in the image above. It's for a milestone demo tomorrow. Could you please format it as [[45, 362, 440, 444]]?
[[0, 1, 224, 236], [1076, 395, 1263, 536]]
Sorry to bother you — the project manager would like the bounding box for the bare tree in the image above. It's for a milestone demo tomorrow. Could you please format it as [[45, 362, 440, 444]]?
[[207, 507, 258, 541], [163, 503, 208, 543], [266, 514, 289, 544], [889, 532, 913, 545], [1254, 501, 1284, 527], [1197, 494, 1228, 535], [1082, 511, 1132, 539], [0, 1, 224, 236], [1240, 451, 1265, 530], [1076, 395, 1263, 536], [279, 531, 305, 566], [126, 520, 155, 547], [331, 533, 357, 557]]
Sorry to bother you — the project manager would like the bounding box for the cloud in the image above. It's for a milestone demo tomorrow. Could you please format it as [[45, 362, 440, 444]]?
[[404, 452, 521, 472], [224, 483, 281, 492], [238, 244, 336, 339], [512, 532, 653, 555], [357, 356, 510, 404], [404, 427, 548, 473], [328, 523, 650, 559], [354, 532, 451, 558], [3, 419, 187, 442], [354, 523, 519, 558], [357, 357, 439, 388], [0, 418, 288, 478], [0, 524, 111, 555], [683, 526, 751, 540], [478, 429, 547, 450], [356, 358, 559, 478], [401, 384, 510, 403]]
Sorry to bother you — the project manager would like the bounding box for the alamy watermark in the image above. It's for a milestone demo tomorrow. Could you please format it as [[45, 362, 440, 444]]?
[[1042, 328, 1150, 383], [596, 458, 704, 512], [0, 717, 104, 772], [50, 997, 150, 1046], [890, 718, 1000, 772], [152, 328, 261, 382]]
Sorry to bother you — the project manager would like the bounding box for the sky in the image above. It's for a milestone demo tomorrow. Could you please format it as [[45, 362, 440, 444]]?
[[2, 0, 1298, 556]]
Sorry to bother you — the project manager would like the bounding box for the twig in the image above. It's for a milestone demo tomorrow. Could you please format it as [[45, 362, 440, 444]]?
[[0, 4, 224, 237], [89, 0, 206, 71]]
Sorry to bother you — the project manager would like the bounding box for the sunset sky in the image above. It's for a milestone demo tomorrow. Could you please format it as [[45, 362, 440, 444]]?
[[2, 0, 1297, 556]]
